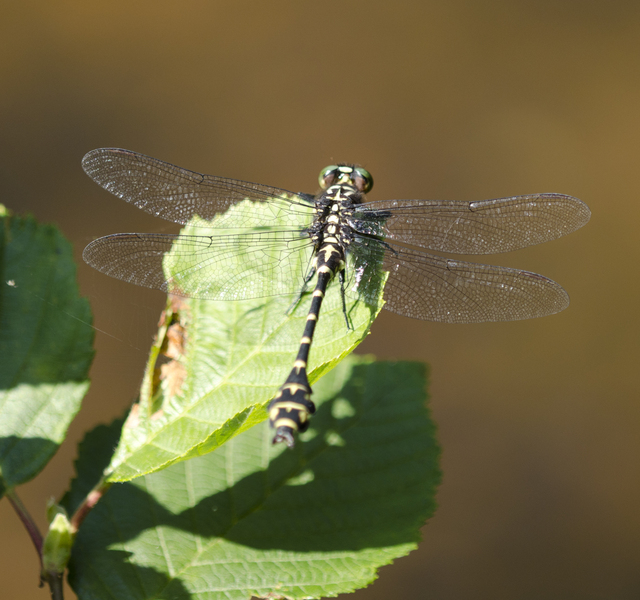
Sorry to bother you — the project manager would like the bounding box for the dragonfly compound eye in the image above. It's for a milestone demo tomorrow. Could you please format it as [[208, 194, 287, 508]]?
[[319, 165, 340, 189], [353, 167, 373, 193]]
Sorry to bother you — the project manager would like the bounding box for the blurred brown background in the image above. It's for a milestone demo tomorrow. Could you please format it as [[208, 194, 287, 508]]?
[[1, 1, 638, 598]]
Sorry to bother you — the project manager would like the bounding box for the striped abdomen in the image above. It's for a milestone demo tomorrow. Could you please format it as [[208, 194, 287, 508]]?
[[269, 236, 346, 447]]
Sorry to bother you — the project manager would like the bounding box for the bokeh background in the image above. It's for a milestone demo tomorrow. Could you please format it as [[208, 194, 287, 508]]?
[[2, 1, 639, 598]]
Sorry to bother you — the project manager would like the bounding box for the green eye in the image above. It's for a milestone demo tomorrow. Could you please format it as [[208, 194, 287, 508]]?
[[319, 165, 339, 189], [354, 167, 373, 193]]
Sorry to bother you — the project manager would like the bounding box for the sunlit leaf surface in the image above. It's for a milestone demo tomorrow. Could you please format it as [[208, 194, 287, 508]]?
[[105, 203, 387, 482]]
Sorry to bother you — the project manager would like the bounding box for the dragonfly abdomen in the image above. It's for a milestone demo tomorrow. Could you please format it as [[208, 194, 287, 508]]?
[[268, 185, 355, 447]]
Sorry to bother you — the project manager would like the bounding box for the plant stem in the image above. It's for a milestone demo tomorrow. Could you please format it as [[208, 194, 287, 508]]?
[[5, 490, 64, 597], [69, 476, 113, 533], [43, 572, 64, 600], [6, 489, 43, 568]]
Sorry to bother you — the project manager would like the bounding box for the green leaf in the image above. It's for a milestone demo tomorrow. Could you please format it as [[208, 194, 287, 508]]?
[[105, 204, 387, 482], [68, 356, 440, 600], [0, 210, 94, 497]]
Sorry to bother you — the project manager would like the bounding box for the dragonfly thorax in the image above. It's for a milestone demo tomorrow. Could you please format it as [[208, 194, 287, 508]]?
[[310, 183, 362, 266]]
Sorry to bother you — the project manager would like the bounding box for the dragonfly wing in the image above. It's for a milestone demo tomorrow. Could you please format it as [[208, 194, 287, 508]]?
[[354, 194, 590, 254], [350, 239, 569, 322], [83, 230, 314, 300], [82, 148, 315, 227]]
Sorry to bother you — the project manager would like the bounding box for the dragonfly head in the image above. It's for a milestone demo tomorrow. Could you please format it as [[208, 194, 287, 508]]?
[[319, 164, 373, 194]]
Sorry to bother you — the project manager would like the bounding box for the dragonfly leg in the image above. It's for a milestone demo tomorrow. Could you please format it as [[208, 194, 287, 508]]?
[[286, 266, 316, 315], [339, 269, 352, 330]]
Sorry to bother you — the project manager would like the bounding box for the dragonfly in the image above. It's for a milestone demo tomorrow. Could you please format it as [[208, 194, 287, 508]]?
[[82, 149, 590, 447]]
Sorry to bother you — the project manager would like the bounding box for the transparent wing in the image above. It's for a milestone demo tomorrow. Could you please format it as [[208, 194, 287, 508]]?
[[351, 238, 569, 322], [83, 230, 314, 300], [353, 194, 591, 254], [82, 148, 316, 228]]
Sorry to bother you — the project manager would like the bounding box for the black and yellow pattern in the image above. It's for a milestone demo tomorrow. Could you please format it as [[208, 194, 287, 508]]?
[[269, 166, 373, 447]]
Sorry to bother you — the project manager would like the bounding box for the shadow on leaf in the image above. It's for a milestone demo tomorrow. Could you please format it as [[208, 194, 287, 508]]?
[[67, 360, 440, 599]]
